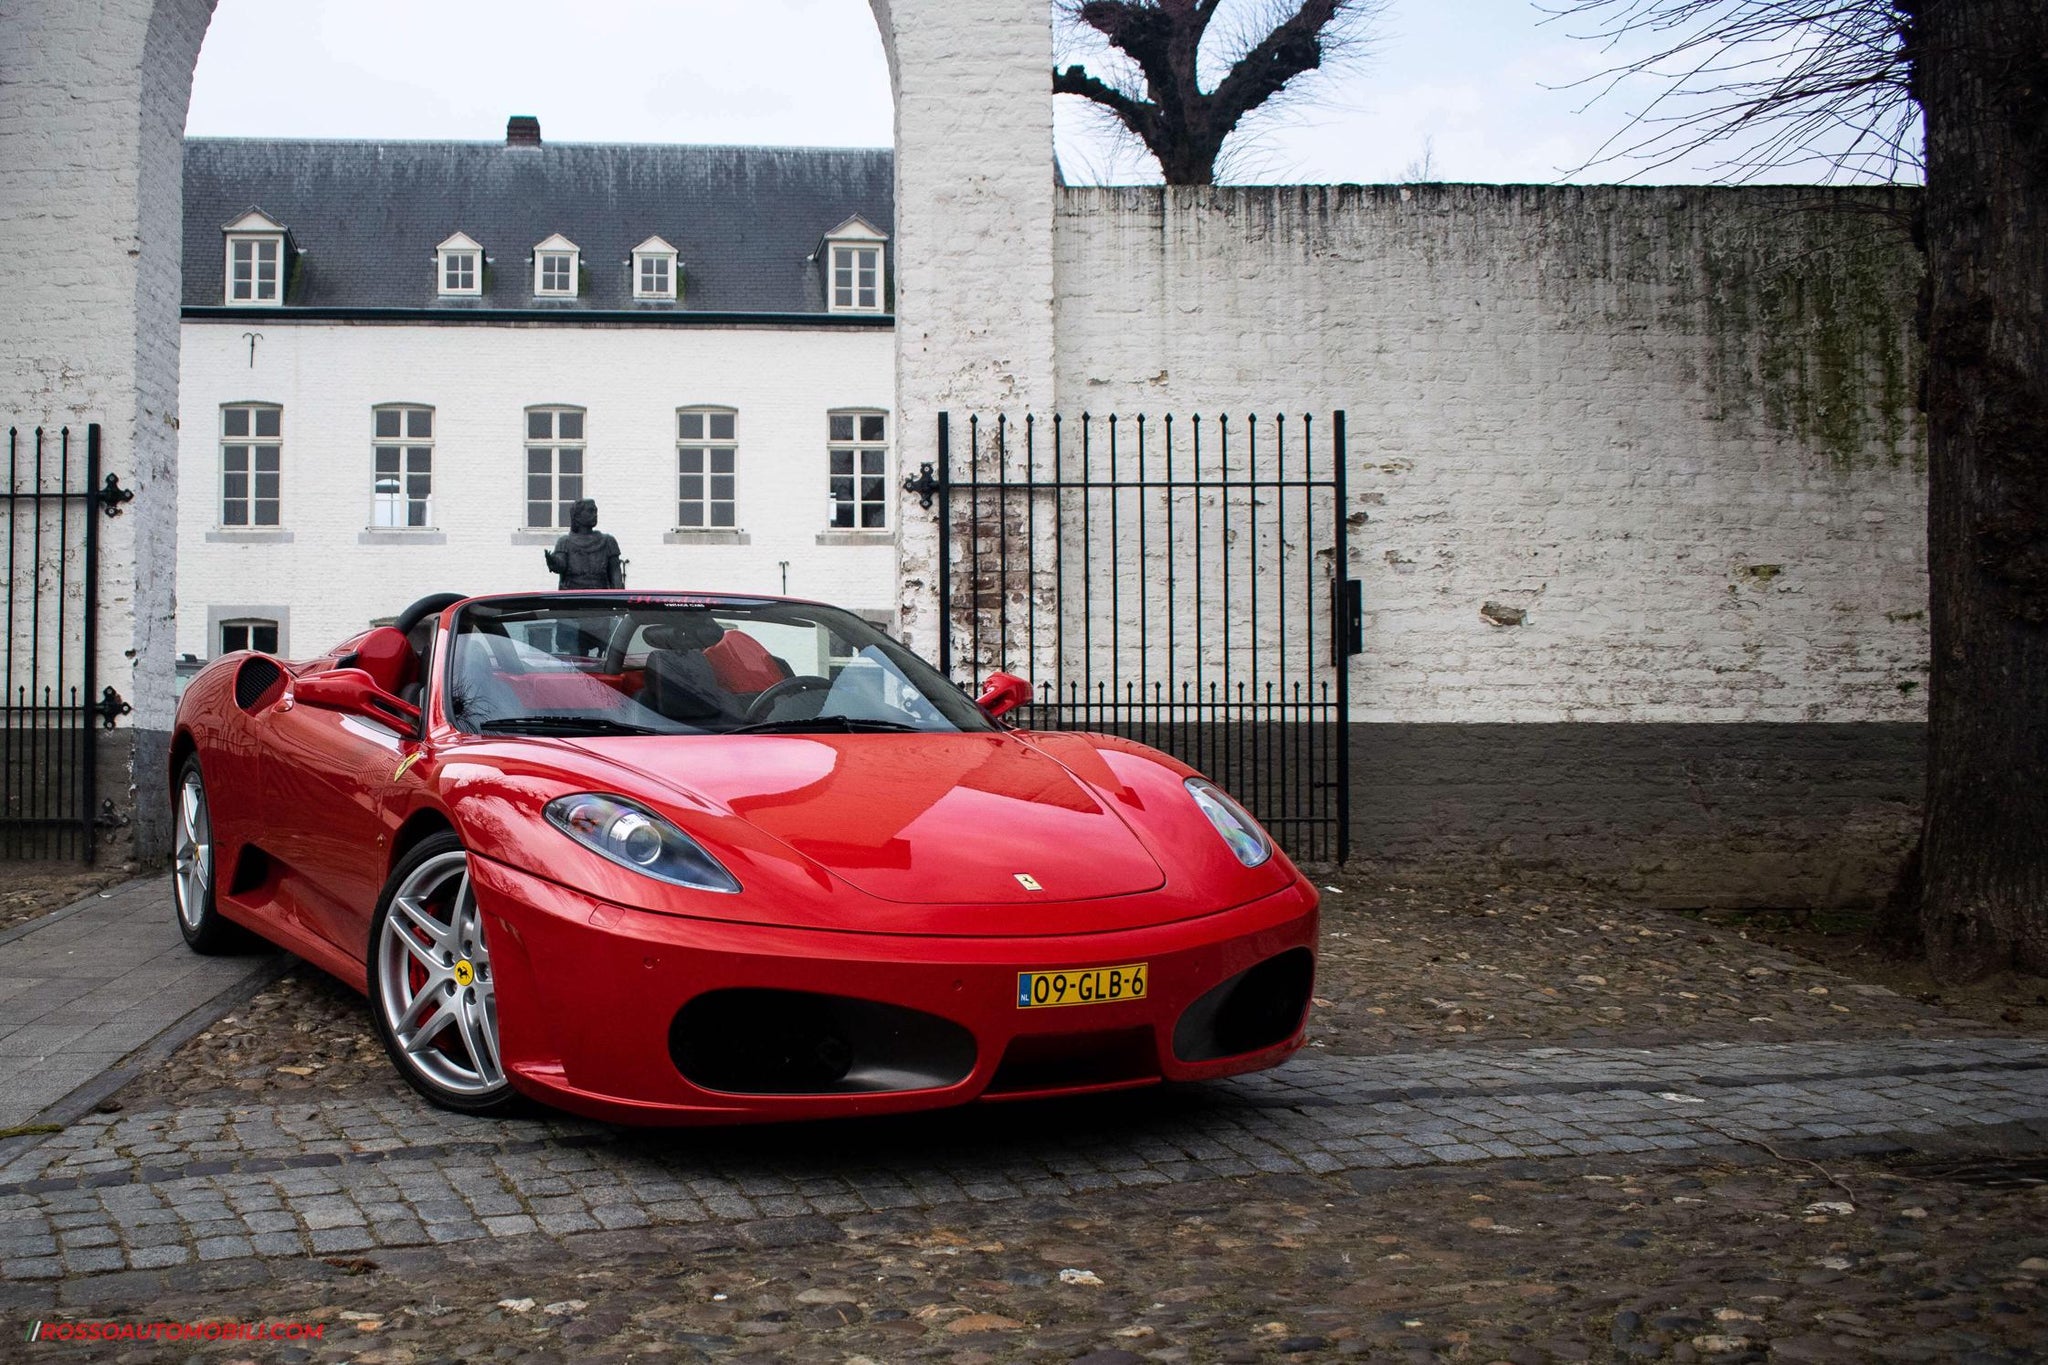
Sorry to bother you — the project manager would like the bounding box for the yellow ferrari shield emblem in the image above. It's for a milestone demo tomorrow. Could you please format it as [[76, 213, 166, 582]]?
[[453, 959, 474, 988], [392, 751, 424, 782]]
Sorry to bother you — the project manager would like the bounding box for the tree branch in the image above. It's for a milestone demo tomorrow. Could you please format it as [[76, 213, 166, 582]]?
[[1053, 62, 1162, 140], [1209, 0, 1344, 123]]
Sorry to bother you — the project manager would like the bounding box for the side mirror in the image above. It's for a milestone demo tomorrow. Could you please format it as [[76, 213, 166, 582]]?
[[975, 670, 1033, 721], [293, 667, 421, 731]]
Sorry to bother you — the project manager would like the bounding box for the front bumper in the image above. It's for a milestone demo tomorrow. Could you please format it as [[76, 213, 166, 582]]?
[[467, 854, 1320, 1126]]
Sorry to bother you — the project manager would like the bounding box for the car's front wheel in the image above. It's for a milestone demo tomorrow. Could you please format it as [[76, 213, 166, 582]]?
[[172, 756, 252, 954], [368, 832, 519, 1115]]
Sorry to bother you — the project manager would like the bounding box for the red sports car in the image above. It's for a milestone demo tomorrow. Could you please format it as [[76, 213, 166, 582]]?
[[170, 591, 1319, 1124]]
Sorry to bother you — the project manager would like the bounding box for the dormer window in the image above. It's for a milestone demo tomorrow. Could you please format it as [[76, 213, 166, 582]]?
[[821, 215, 888, 314], [436, 232, 483, 297], [533, 234, 579, 298], [222, 209, 290, 307], [632, 235, 679, 301]]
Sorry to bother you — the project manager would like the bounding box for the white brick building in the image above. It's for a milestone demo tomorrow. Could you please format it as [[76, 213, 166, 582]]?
[[4, 0, 1936, 904], [177, 128, 898, 661]]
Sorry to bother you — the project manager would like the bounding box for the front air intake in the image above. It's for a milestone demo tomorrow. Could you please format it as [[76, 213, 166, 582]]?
[[1172, 948, 1315, 1063], [234, 656, 285, 711]]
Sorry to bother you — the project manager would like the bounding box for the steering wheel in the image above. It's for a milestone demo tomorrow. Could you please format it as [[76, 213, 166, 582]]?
[[742, 675, 833, 724], [393, 592, 468, 635]]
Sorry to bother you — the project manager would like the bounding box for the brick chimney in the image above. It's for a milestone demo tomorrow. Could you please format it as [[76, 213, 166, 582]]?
[[506, 116, 541, 147]]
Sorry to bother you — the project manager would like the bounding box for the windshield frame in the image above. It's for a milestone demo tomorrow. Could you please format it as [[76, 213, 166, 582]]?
[[440, 592, 996, 739]]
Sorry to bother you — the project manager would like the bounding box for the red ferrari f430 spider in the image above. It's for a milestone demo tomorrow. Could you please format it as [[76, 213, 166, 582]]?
[[170, 592, 1319, 1123]]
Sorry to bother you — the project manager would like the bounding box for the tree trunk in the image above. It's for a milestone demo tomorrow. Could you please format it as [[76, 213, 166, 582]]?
[[1912, 0, 2048, 979]]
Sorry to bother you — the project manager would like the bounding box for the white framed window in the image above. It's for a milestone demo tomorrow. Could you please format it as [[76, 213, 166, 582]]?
[[372, 405, 434, 528], [633, 235, 678, 301], [525, 406, 586, 528], [828, 410, 888, 529], [831, 245, 881, 312], [219, 619, 280, 655], [227, 237, 282, 304], [677, 408, 736, 529], [220, 403, 281, 526], [222, 209, 290, 309], [222, 209, 288, 306], [819, 215, 884, 315], [533, 234, 580, 297], [822, 215, 888, 314], [436, 232, 482, 296]]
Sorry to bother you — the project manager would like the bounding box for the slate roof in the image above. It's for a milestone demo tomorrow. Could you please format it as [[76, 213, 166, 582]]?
[[182, 138, 894, 315]]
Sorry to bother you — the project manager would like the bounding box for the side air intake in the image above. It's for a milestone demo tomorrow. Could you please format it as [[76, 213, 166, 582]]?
[[234, 656, 285, 711]]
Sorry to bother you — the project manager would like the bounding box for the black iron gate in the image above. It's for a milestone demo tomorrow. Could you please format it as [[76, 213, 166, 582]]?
[[916, 411, 1361, 863], [3, 424, 130, 862]]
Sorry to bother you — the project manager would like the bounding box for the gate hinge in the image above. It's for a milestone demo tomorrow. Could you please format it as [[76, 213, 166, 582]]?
[[97, 473, 134, 517], [902, 462, 942, 511], [95, 686, 132, 729]]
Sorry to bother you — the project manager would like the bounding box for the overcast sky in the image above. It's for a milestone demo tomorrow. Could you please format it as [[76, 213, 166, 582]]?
[[183, 0, 1903, 186]]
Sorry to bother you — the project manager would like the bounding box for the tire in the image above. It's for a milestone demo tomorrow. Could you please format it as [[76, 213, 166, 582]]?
[[172, 756, 252, 954], [367, 831, 521, 1116]]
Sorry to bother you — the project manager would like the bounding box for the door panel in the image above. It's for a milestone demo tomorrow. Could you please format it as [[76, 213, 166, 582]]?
[[266, 705, 411, 957]]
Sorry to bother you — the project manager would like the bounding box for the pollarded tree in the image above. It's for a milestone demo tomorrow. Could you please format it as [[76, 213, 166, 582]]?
[[1554, 0, 2048, 981], [1053, 0, 1385, 184]]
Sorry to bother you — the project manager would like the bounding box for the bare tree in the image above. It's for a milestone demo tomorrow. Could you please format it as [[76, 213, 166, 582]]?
[[1556, 0, 2048, 981], [1053, 0, 1385, 184], [1399, 134, 1440, 183], [1544, 0, 1921, 183]]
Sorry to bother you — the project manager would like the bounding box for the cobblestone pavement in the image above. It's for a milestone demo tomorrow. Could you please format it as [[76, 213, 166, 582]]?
[[1, 875, 2045, 1360], [1, 1036, 2043, 1281]]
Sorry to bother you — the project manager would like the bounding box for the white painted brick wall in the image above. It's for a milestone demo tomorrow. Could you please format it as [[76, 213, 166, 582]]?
[[7, 0, 1932, 851], [177, 321, 895, 655], [1053, 185, 1930, 724], [0, 0, 210, 746], [880, 0, 1059, 658]]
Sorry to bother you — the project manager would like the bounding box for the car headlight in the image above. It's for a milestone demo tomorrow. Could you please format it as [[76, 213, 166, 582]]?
[[1185, 778, 1273, 867], [544, 794, 742, 893]]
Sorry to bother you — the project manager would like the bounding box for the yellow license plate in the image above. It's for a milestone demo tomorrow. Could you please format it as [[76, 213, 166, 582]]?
[[1016, 963, 1148, 1009]]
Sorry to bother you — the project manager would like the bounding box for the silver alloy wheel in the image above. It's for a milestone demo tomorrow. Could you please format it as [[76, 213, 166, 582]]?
[[172, 769, 211, 930], [375, 850, 504, 1096]]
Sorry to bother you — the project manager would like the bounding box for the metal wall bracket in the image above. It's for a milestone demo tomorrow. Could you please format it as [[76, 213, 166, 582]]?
[[97, 473, 134, 517], [902, 462, 942, 511], [95, 686, 131, 729], [1331, 577, 1364, 662]]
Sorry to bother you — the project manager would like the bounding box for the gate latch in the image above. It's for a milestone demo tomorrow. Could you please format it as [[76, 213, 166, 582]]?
[[94, 686, 132, 729], [97, 473, 134, 517], [902, 462, 942, 511]]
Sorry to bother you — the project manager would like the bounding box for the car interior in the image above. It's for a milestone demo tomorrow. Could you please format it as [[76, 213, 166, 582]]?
[[340, 593, 964, 738]]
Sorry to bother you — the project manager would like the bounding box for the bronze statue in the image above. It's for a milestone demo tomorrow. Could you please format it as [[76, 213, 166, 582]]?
[[544, 498, 623, 589]]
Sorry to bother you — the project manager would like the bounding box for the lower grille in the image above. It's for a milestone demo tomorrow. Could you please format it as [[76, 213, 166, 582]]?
[[669, 989, 976, 1096], [986, 1026, 1160, 1095]]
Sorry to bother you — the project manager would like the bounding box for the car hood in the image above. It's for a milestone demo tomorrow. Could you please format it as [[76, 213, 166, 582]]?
[[559, 731, 1168, 906]]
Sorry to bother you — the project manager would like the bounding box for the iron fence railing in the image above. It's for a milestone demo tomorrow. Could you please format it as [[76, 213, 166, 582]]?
[[3, 424, 130, 861], [917, 411, 1360, 863]]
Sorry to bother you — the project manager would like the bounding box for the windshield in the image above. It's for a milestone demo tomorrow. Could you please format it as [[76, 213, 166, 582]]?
[[444, 596, 993, 738]]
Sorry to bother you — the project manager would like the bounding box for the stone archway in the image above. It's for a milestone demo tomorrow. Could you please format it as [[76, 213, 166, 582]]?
[[0, 0, 1057, 855]]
